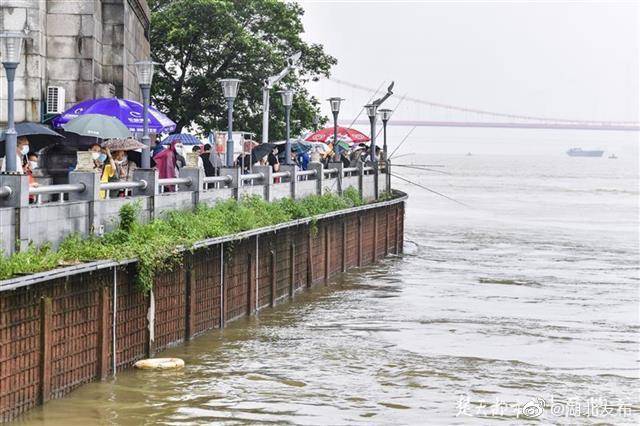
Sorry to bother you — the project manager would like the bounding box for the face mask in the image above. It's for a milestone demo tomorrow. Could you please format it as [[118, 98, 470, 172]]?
[[91, 152, 100, 160], [29, 161, 38, 170], [114, 159, 124, 165], [98, 153, 107, 163], [20, 145, 29, 156]]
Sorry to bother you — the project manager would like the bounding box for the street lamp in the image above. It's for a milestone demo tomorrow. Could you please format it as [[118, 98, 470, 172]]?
[[261, 52, 301, 145], [220, 78, 241, 167], [378, 108, 392, 161], [280, 88, 294, 165], [365, 104, 379, 163], [327, 97, 344, 147], [0, 31, 26, 172], [134, 60, 158, 169], [312, 114, 319, 131]]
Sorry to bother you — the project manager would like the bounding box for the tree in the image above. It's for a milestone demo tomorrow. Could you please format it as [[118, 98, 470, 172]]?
[[149, 0, 336, 139]]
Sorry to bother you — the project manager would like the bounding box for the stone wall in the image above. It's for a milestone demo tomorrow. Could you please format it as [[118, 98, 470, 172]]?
[[0, 0, 150, 124]]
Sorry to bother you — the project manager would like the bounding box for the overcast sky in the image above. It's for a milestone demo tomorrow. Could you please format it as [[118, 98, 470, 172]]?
[[300, 0, 639, 125]]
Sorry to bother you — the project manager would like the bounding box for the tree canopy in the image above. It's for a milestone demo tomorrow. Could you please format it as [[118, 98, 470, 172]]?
[[149, 0, 336, 139]]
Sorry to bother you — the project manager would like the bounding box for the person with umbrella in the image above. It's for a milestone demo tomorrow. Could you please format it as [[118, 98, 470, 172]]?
[[1, 136, 30, 173]]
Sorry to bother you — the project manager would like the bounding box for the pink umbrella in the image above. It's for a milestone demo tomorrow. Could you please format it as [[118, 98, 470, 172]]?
[[305, 126, 370, 145]]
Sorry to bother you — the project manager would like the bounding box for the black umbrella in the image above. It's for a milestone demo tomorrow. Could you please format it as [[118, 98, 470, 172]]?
[[0, 122, 63, 156], [251, 143, 277, 164]]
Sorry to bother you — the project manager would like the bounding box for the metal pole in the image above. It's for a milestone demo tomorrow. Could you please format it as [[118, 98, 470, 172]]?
[[140, 84, 151, 169], [284, 105, 292, 165], [332, 111, 338, 148], [226, 98, 234, 167], [261, 86, 270, 145], [382, 119, 388, 160], [369, 115, 377, 163], [4, 63, 18, 172]]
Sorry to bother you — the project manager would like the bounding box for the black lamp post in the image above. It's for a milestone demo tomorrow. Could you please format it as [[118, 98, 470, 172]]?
[[0, 31, 26, 172], [365, 104, 379, 163], [134, 60, 157, 169], [220, 78, 241, 167], [327, 97, 344, 146], [378, 108, 392, 161], [280, 88, 294, 165]]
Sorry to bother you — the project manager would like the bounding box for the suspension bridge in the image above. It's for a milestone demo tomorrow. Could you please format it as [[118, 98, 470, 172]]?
[[329, 78, 640, 132]]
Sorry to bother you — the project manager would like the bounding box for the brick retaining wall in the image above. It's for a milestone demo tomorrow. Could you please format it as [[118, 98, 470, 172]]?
[[0, 199, 405, 422]]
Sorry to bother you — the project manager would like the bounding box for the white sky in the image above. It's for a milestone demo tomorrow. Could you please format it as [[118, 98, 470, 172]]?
[[300, 0, 639, 124]]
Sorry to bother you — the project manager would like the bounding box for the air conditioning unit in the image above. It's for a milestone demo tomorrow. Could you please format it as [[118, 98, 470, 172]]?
[[46, 86, 65, 114]]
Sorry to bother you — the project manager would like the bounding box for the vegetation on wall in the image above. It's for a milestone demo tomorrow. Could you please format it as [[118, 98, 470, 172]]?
[[0, 190, 364, 291]]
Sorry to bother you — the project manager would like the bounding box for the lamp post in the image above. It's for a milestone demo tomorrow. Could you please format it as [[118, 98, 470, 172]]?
[[312, 114, 319, 132], [134, 60, 157, 169], [261, 52, 301, 145], [365, 104, 379, 163], [280, 88, 294, 165], [0, 31, 26, 173], [220, 78, 241, 167], [328, 97, 344, 147], [378, 108, 392, 161]]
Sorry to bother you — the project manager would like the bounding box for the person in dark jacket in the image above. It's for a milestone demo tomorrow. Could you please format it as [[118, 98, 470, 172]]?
[[200, 143, 217, 176]]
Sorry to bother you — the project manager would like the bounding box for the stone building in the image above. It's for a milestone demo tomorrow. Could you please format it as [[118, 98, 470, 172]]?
[[0, 0, 150, 124]]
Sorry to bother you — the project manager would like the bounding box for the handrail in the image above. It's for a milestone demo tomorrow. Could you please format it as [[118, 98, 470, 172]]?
[[158, 177, 192, 186], [100, 181, 146, 191], [362, 166, 374, 172], [272, 171, 291, 179], [29, 183, 85, 195], [203, 175, 232, 184], [0, 186, 12, 199], [342, 167, 358, 174], [297, 170, 317, 177], [239, 172, 264, 181], [324, 168, 338, 176]]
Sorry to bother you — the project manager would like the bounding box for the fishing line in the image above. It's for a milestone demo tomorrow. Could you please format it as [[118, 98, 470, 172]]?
[[375, 93, 407, 139], [348, 81, 385, 129], [393, 164, 451, 175], [389, 126, 416, 159], [391, 172, 472, 208]]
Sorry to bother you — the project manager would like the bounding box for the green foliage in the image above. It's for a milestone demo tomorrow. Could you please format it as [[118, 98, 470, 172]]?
[[343, 187, 364, 206], [0, 192, 372, 291], [149, 0, 336, 136]]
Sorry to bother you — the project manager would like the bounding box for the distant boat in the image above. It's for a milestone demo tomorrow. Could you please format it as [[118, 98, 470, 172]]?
[[608, 154, 618, 159], [566, 148, 604, 157]]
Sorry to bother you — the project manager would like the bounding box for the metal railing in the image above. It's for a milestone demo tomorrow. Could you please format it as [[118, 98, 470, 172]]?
[[158, 177, 192, 193], [0, 186, 12, 199], [29, 183, 86, 204], [203, 175, 233, 190], [343, 167, 358, 177]]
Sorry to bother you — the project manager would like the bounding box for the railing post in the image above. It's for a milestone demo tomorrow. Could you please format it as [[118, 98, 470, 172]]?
[[0, 174, 30, 253], [68, 171, 100, 236], [179, 167, 203, 207], [328, 161, 343, 195], [357, 161, 364, 200], [132, 169, 159, 221], [220, 167, 241, 200], [372, 162, 380, 200], [253, 165, 272, 202], [279, 164, 297, 199], [308, 162, 323, 196], [39, 296, 52, 404]]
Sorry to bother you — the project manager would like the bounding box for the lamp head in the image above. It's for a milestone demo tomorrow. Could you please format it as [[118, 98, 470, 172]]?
[[280, 88, 294, 107], [0, 31, 26, 64], [379, 108, 392, 122], [134, 60, 159, 86], [328, 97, 344, 114], [365, 104, 378, 119], [220, 78, 242, 99]]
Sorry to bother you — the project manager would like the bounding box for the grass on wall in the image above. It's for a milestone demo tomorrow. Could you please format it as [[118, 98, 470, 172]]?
[[0, 188, 366, 292]]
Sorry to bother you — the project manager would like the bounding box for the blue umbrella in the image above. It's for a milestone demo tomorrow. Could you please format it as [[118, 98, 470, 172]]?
[[161, 134, 201, 145], [52, 98, 176, 134]]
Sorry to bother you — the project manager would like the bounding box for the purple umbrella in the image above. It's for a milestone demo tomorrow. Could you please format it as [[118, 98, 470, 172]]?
[[52, 98, 176, 134]]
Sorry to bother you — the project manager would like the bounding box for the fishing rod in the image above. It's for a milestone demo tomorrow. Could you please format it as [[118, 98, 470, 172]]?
[[393, 164, 451, 175], [391, 172, 472, 208], [348, 81, 385, 129], [375, 93, 407, 139], [388, 126, 416, 159]]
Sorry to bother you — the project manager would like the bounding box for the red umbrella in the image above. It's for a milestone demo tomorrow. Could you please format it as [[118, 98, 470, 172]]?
[[305, 126, 370, 144]]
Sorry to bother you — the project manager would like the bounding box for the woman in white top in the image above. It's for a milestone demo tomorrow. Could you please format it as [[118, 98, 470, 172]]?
[[0, 136, 30, 173]]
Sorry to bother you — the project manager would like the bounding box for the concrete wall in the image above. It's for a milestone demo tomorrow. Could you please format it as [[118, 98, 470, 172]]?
[[0, 0, 150, 124]]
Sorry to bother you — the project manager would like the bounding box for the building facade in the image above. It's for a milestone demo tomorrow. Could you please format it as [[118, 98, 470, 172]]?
[[0, 0, 150, 124]]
